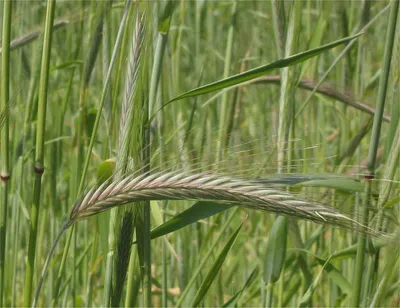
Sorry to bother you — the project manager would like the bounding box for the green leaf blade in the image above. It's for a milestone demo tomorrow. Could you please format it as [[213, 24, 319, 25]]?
[[263, 216, 288, 283], [191, 222, 243, 307], [168, 33, 362, 104], [149, 201, 233, 240]]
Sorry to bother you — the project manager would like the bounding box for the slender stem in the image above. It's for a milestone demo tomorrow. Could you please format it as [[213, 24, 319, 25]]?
[[52, 225, 74, 306], [0, 1, 12, 306], [294, 4, 390, 118], [124, 247, 139, 307], [161, 213, 168, 307], [140, 22, 151, 305], [85, 227, 98, 306], [23, 0, 56, 306], [366, 9, 399, 171], [32, 223, 68, 308], [103, 252, 114, 307], [149, 32, 169, 118], [265, 282, 274, 308], [176, 208, 239, 307], [142, 202, 152, 307], [134, 6, 172, 306], [217, 0, 237, 156], [277, 1, 300, 173], [352, 0, 399, 306], [151, 16, 171, 304], [78, 0, 132, 195], [52, 1, 132, 304]]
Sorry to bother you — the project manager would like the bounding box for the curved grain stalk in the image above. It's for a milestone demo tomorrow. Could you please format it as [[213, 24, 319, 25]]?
[[69, 171, 367, 232]]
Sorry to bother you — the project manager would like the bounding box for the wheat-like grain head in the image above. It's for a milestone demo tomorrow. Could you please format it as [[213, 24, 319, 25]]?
[[69, 170, 369, 232]]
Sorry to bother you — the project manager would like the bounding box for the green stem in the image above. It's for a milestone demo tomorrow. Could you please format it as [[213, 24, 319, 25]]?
[[51, 1, 132, 304], [124, 247, 139, 307], [217, 0, 237, 156], [103, 252, 114, 307], [176, 208, 239, 307], [136, 7, 173, 305], [139, 41, 151, 307], [295, 4, 390, 118], [85, 228, 98, 306], [23, 0, 56, 306], [271, 0, 286, 59], [52, 226, 74, 306], [78, 0, 132, 196], [149, 32, 169, 117], [0, 0, 12, 306], [142, 203, 152, 307], [352, 0, 399, 306], [265, 282, 274, 308]]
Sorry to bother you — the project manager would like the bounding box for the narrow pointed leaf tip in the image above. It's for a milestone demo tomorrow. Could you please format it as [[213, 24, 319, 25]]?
[[168, 32, 362, 104]]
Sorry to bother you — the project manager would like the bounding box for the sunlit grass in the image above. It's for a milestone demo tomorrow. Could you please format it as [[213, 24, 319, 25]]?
[[0, 1, 399, 307]]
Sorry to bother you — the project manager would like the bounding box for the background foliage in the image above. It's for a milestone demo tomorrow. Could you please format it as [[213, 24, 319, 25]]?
[[0, 0, 399, 307]]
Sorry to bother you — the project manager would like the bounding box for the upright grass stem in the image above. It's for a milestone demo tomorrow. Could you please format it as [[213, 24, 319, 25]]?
[[271, 2, 301, 305], [109, 12, 145, 307], [294, 4, 390, 118], [176, 208, 239, 307], [138, 35, 151, 308], [23, 0, 56, 305], [217, 0, 237, 156], [148, 8, 172, 305], [52, 1, 133, 304], [70, 4, 105, 303], [7, 1, 400, 306], [78, 0, 132, 201], [351, 0, 399, 306], [0, 1, 12, 306], [125, 3, 173, 306], [148, 8, 172, 117]]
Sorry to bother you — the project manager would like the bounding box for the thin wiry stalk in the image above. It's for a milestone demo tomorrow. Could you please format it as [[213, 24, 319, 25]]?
[[77, 0, 132, 198], [0, 0, 12, 305], [24, 0, 56, 305], [148, 2, 175, 305], [69, 171, 368, 232], [175, 207, 239, 307], [217, 0, 237, 156], [273, 3, 301, 304], [276, 1, 300, 173], [32, 223, 69, 308], [352, 0, 399, 305], [294, 3, 390, 118], [52, 1, 133, 304]]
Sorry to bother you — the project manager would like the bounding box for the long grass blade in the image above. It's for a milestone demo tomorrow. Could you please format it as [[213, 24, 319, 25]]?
[[166, 33, 362, 105], [191, 222, 243, 307]]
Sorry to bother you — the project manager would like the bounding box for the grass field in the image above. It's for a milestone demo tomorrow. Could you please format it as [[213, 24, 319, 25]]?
[[0, 0, 399, 307]]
